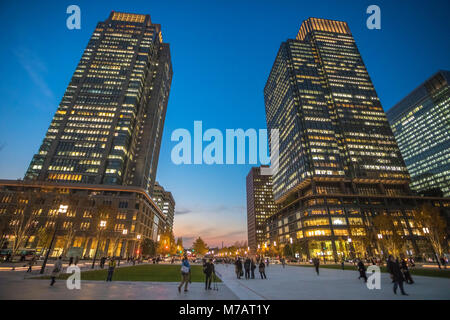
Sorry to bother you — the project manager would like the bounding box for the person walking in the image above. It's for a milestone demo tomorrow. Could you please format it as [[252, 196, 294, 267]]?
[[387, 255, 408, 295], [106, 257, 116, 281], [74, 256, 79, 266], [341, 258, 345, 270], [244, 257, 251, 279], [235, 257, 243, 279], [27, 255, 36, 273], [69, 256, 74, 266], [357, 259, 367, 282], [401, 259, 414, 284], [258, 260, 267, 279], [178, 255, 190, 293], [313, 257, 320, 275], [50, 256, 63, 286], [281, 257, 286, 268], [203, 259, 215, 290], [250, 259, 256, 279]]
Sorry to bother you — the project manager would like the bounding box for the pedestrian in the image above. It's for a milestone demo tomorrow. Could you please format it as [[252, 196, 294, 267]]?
[[203, 258, 215, 290], [341, 259, 345, 270], [106, 257, 116, 281], [258, 260, 267, 279], [244, 257, 251, 279], [251, 259, 256, 279], [441, 256, 447, 269], [281, 257, 286, 268], [100, 256, 105, 269], [235, 257, 243, 279], [313, 257, 320, 275], [27, 255, 36, 273], [387, 255, 408, 296], [401, 259, 414, 284], [69, 256, 74, 266], [50, 256, 63, 286], [178, 255, 190, 293], [357, 259, 367, 282], [266, 258, 269, 267], [74, 256, 79, 266]]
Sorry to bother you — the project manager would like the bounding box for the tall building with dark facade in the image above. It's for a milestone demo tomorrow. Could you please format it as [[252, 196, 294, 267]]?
[[246, 166, 277, 251], [0, 12, 172, 259], [387, 70, 450, 197], [25, 12, 172, 196], [152, 182, 175, 233], [263, 18, 450, 261]]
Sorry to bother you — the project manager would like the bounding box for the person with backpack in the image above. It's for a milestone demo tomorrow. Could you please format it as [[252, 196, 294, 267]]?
[[203, 258, 215, 290], [178, 255, 190, 293], [258, 260, 267, 279]]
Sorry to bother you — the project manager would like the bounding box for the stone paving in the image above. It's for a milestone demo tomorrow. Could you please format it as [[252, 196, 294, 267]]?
[[215, 263, 450, 300], [0, 263, 449, 300]]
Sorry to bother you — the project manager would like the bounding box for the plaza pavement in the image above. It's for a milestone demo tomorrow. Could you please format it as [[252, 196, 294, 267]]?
[[214, 263, 450, 300], [0, 263, 449, 300], [0, 270, 238, 300]]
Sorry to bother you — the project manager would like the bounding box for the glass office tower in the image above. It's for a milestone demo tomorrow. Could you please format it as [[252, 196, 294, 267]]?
[[246, 166, 277, 251], [263, 18, 449, 260], [265, 17, 409, 202], [25, 12, 172, 195], [387, 70, 450, 197]]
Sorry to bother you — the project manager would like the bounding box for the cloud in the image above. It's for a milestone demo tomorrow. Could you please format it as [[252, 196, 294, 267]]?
[[175, 208, 192, 215]]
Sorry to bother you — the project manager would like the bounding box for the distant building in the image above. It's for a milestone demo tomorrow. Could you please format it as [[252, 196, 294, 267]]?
[[152, 182, 175, 232], [387, 70, 450, 197], [246, 166, 277, 251]]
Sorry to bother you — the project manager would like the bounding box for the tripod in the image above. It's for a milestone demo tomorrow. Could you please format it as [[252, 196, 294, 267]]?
[[212, 272, 219, 291]]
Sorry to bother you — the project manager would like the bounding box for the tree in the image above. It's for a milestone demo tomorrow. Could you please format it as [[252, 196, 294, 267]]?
[[142, 238, 157, 257], [158, 230, 176, 255], [36, 226, 52, 249], [176, 237, 183, 254], [413, 204, 447, 262], [192, 237, 208, 256], [283, 244, 293, 257], [372, 214, 404, 258]]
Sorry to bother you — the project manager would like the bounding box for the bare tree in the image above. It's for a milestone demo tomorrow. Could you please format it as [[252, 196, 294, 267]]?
[[413, 204, 447, 261], [372, 214, 405, 258]]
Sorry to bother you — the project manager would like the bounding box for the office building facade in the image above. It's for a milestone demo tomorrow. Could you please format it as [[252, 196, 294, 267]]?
[[25, 11, 172, 196], [246, 166, 277, 251], [152, 182, 175, 232], [0, 12, 172, 258], [387, 70, 450, 197], [263, 18, 449, 260]]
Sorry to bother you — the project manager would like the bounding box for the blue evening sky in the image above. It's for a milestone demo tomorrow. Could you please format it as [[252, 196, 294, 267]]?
[[0, 0, 449, 246]]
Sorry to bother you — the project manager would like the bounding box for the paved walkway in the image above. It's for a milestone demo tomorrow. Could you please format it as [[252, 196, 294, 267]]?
[[1, 264, 449, 300], [215, 264, 450, 300], [0, 271, 237, 300]]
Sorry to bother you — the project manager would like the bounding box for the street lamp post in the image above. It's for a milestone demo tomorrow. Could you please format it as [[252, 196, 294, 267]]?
[[40, 204, 68, 274], [91, 220, 106, 269]]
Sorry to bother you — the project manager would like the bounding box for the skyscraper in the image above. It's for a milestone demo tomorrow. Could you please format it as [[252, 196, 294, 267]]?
[[265, 17, 409, 202], [387, 70, 450, 197], [152, 181, 175, 232], [263, 18, 449, 260], [246, 166, 277, 251], [25, 11, 172, 195], [0, 12, 172, 260]]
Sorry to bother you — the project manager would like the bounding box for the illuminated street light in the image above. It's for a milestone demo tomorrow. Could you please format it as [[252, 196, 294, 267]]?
[[377, 234, 383, 239], [122, 229, 128, 235], [347, 238, 352, 243], [100, 220, 107, 228]]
